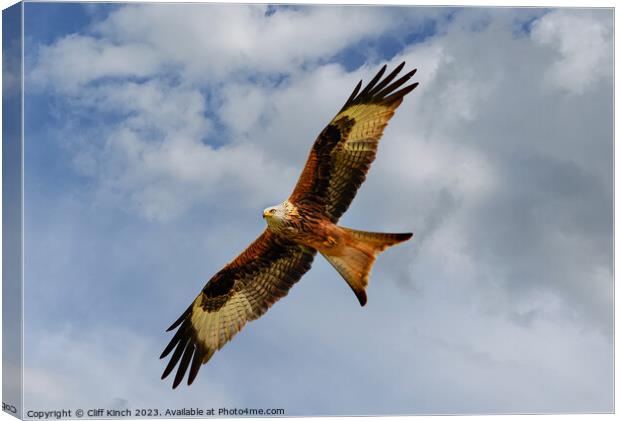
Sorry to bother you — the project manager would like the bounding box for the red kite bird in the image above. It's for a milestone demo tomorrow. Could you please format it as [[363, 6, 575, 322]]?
[[161, 62, 418, 388]]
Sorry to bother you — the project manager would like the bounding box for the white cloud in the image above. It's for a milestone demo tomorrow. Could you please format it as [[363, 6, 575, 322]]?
[[531, 9, 613, 94], [30, 4, 433, 90], [28, 5, 442, 220], [29, 35, 161, 93], [91, 4, 438, 83], [23, 327, 234, 409]]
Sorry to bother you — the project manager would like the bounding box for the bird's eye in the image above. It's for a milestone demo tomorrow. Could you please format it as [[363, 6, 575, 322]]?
[[270, 209, 276, 214]]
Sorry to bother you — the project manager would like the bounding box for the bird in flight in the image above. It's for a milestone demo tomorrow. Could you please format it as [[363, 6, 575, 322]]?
[[161, 62, 418, 388]]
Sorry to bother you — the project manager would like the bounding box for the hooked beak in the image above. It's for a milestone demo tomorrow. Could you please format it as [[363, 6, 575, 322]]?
[[263, 210, 269, 219]]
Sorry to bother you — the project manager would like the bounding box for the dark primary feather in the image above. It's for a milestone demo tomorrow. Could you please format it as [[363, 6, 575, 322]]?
[[340, 62, 417, 110], [356, 64, 387, 99], [367, 61, 405, 96]]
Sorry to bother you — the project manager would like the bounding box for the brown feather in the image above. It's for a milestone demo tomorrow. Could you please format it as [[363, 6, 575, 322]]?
[[161, 229, 316, 388], [289, 62, 418, 221], [320, 226, 413, 307]]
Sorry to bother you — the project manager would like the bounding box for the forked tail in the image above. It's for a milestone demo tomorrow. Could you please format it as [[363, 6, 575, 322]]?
[[320, 227, 412, 306]]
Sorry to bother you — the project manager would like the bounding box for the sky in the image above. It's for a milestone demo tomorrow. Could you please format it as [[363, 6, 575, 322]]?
[[18, 2, 613, 415], [3, 2, 24, 414]]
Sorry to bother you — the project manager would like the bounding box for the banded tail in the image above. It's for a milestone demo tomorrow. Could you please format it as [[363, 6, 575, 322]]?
[[320, 227, 412, 306]]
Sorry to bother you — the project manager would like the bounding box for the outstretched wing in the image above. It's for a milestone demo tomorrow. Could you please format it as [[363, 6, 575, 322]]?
[[160, 229, 315, 388], [289, 62, 418, 222]]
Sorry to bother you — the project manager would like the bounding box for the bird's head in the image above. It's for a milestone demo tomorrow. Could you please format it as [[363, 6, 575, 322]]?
[[263, 203, 287, 220], [262, 201, 298, 230], [263, 206, 280, 220]]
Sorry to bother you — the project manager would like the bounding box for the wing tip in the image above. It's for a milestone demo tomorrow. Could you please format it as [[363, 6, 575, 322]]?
[[166, 305, 192, 331], [161, 233, 317, 389], [399, 232, 414, 242], [357, 290, 368, 306], [162, 316, 214, 388], [381, 82, 419, 106], [161, 311, 200, 388], [343, 62, 419, 110]]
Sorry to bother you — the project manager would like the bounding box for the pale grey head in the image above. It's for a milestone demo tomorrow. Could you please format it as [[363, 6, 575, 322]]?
[[262, 201, 298, 232]]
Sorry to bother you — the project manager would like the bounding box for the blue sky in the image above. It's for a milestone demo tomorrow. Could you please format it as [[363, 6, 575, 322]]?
[[3, 2, 24, 412], [20, 3, 612, 415]]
